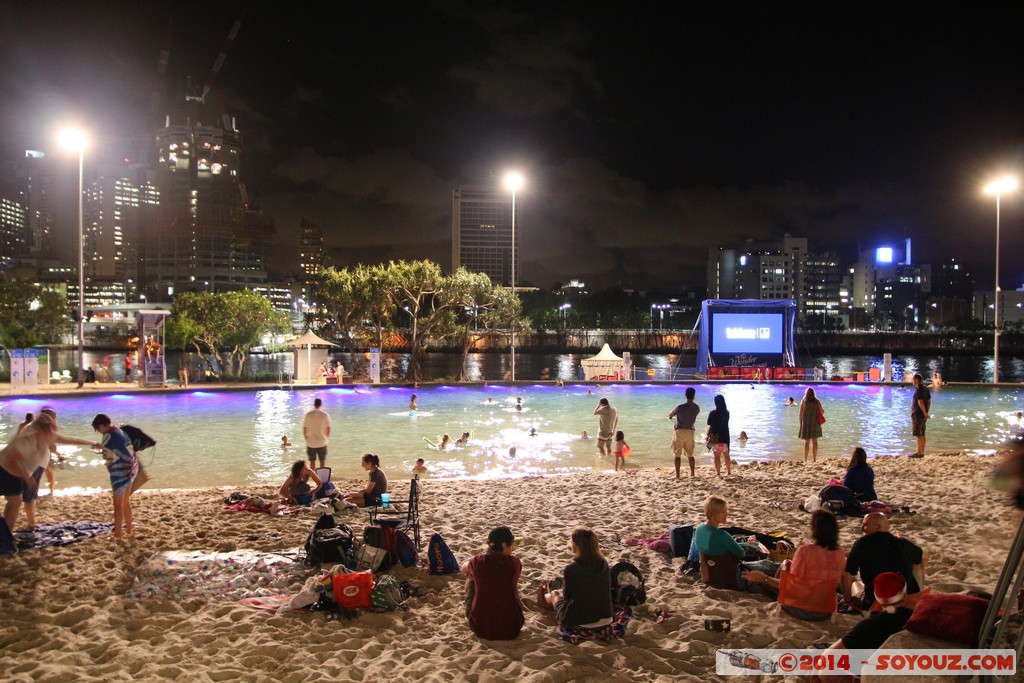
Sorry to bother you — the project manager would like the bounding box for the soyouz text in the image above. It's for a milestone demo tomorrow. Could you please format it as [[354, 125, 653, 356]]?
[[715, 649, 1016, 676]]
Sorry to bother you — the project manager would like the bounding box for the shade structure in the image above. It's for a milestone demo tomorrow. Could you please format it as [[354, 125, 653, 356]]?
[[284, 330, 338, 383], [580, 343, 624, 380]]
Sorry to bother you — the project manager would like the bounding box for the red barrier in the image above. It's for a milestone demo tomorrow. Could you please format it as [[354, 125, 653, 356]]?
[[708, 366, 740, 379], [740, 366, 771, 380], [771, 367, 806, 380]]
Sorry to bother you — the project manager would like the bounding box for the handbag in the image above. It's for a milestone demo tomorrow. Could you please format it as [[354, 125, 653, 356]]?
[[355, 544, 389, 572], [332, 569, 375, 609], [705, 433, 719, 451], [817, 407, 826, 425]]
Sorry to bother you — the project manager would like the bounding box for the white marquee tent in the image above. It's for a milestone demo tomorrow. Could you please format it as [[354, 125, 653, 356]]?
[[580, 343, 625, 380]]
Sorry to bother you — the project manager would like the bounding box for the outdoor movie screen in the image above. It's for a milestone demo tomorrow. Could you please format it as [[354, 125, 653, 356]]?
[[711, 312, 784, 355]]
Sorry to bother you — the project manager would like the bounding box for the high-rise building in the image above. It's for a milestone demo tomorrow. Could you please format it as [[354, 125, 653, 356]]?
[[83, 163, 159, 288], [804, 250, 845, 326], [452, 184, 517, 286], [707, 235, 808, 308], [14, 151, 55, 254], [850, 239, 931, 329], [141, 113, 274, 297], [0, 197, 27, 262], [299, 219, 325, 281]]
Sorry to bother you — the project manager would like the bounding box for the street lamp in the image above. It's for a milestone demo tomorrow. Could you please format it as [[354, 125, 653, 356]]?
[[984, 175, 1018, 383], [59, 128, 88, 388], [651, 303, 670, 330], [503, 171, 523, 382], [559, 302, 571, 328]]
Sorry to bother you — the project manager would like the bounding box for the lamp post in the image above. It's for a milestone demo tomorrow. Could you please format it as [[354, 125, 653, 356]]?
[[559, 303, 571, 328], [984, 176, 1018, 383], [59, 128, 88, 388], [503, 171, 523, 382], [651, 303, 670, 330]]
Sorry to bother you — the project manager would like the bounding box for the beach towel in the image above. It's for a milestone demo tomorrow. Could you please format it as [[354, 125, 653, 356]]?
[[14, 521, 114, 550], [622, 533, 672, 554], [557, 607, 632, 644], [126, 550, 307, 600]]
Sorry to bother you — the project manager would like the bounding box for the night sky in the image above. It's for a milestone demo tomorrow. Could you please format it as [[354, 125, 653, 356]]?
[[0, 2, 1021, 290]]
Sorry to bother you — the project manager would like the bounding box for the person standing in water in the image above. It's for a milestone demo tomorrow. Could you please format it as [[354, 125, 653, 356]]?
[[593, 398, 618, 456], [303, 397, 331, 468]]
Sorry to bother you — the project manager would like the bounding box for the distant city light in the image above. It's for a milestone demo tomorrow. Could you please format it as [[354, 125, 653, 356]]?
[[503, 172, 523, 192], [876, 247, 893, 264]]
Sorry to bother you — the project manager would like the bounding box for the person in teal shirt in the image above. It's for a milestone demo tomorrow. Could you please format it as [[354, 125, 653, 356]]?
[[695, 495, 779, 591]]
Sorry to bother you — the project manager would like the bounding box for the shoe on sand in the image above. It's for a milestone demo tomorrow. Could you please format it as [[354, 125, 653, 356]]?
[[908, 453, 924, 459]]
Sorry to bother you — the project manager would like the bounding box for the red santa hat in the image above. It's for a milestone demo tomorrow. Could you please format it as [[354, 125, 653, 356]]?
[[873, 572, 907, 613]]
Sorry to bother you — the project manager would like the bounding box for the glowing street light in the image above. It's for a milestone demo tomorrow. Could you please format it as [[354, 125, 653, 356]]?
[[504, 171, 524, 382], [59, 128, 88, 388], [984, 175, 1018, 383]]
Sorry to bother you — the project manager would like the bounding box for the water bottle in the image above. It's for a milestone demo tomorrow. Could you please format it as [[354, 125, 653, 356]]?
[[381, 492, 390, 509]]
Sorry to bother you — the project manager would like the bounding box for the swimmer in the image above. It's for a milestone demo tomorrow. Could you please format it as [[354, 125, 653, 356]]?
[[529, 427, 537, 437], [738, 431, 748, 442], [456, 431, 470, 445], [785, 397, 796, 406], [508, 446, 517, 458], [587, 389, 594, 396], [556, 378, 564, 387], [515, 397, 523, 412], [581, 430, 589, 440], [487, 397, 494, 404], [439, 434, 451, 450], [413, 458, 428, 475], [410, 394, 418, 411], [281, 434, 292, 448]]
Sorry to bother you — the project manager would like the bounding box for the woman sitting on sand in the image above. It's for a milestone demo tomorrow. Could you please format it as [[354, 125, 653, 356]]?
[[344, 453, 388, 508], [843, 447, 877, 502], [462, 526, 524, 640], [279, 459, 323, 505], [741, 510, 847, 619], [537, 528, 631, 643], [695, 495, 780, 592]]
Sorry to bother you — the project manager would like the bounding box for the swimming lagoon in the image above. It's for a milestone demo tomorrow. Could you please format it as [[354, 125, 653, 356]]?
[[3, 383, 1021, 492]]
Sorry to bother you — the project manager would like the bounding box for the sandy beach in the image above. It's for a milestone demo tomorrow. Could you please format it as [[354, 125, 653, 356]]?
[[0, 451, 1017, 682]]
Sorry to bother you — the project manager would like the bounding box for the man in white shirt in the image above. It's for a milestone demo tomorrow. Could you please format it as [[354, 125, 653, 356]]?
[[303, 397, 331, 468]]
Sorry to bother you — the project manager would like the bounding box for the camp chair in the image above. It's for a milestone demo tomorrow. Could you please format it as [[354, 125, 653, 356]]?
[[315, 467, 331, 485], [50, 371, 62, 383], [775, 569, 839, 622], [61, 370, 72, 381], [370, 475, 420, 547], [699, 551, 741, 590]]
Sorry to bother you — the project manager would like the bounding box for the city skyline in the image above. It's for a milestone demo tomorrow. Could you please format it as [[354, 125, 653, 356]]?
[[0, 2, 1020, 290]]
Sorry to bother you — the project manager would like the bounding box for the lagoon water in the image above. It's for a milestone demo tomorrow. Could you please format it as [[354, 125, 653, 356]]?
[[3, 383, 1021, 492]]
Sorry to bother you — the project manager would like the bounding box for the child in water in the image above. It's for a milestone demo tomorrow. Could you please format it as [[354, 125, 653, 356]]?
[[614, 430, 629, 472], [410, 394, 418, 411], [439, 434, 451, 450], [456, 431, 470, 445], [581, 430, 590, 440], [281, 435, 292, 449], [515, 397, 523, 412], [413, 458, 428, 474]]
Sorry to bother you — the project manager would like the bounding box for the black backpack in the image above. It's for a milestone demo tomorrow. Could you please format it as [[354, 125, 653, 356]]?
[[610, 561, 647, 607], [818, 484, 862, 516], [362, 525, 395, 572], [306, 513, 354, 567], [121, 424, 157, 451]]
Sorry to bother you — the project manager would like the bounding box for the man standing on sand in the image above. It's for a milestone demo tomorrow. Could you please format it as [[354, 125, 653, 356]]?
[[910, 373, 930, 458], [593, 398, 618, 456], [668, 387, 700, 478], [303, 397, 331, 468]]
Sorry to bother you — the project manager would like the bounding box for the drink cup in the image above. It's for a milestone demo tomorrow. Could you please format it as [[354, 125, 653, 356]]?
[[381, 493, 390, 509]]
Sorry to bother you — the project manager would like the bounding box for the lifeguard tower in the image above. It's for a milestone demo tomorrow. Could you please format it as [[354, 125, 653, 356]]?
[[135, 310, 171, 387]]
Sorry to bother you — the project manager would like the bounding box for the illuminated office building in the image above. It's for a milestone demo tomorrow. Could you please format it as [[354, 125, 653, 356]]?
[[452, 184, 517, 286]]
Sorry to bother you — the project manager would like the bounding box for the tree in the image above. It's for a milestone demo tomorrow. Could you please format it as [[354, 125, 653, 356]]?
[[218, 291, 289, 374], [387, 260, 446, 382], [356, 264, 395, 349], [316, 267, 360, 351], [0, 281, 70, 349]]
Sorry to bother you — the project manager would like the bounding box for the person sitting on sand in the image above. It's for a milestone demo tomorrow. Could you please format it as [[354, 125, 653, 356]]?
[[811, 573, 914, 683], [92, 414, 141, 539], [456, 432, 470, 446], [412, 458, 428, 475], [694, 495, 780, 592], [842, 512, 924, 610], [279, 459, 323, 505], [843, 447, 877, 502], [741, 510, 847, 620], [462, 526, 524, 640], [344, 453, 388, 508], [538, 528, 631, 643]]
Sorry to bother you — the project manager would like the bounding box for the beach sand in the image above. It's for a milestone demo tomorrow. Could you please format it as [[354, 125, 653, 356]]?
[[0, 452, 1017, 682]]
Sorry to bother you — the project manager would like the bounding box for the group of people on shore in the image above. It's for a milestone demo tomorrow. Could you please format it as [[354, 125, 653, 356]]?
[[462, 525, 629, 643], [0, 409, 140, 539]]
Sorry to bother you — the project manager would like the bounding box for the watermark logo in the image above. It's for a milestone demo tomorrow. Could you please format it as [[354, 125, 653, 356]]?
[[716, 649, 1016, 676]]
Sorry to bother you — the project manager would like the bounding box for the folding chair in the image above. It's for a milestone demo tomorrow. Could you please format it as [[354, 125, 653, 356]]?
[[775, 569, 839, 622], [699, 551, 741, 590], [369, 475, 420, 547]]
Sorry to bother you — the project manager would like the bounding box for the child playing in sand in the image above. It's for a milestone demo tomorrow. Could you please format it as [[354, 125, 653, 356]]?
[[92, 414, 139, 539], [413, 458, 428, 474], [614, 431, 629, 471]]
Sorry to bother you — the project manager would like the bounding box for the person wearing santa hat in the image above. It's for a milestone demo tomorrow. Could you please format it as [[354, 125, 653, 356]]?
[[812, 572, 914, 683]]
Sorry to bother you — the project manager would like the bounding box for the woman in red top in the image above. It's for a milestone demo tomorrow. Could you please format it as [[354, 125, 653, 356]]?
[[462, 526, 524, 640]]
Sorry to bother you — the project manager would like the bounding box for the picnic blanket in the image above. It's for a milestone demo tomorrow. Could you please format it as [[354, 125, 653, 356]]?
[[622, 533, 672, 554], [126, 549, 308, 600], [15, 521, 114, 550]]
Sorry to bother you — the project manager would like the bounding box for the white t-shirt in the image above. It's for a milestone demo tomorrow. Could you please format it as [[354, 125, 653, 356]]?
[[303, 408, 331, 448], [0, 428, 49, 478]]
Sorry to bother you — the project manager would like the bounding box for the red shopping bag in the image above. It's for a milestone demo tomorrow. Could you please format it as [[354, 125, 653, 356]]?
[[332, 570, 375, 609]]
